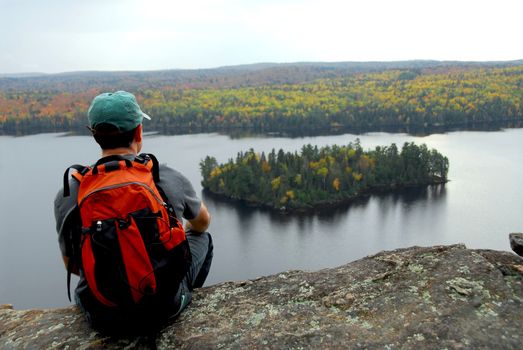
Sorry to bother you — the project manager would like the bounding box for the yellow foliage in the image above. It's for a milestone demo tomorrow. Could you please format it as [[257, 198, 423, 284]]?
[[309, 158, 326, 170], [358, 155, 371, 171], [271, 176, 281, 190], [241, 152, 260, 165], [261, 161, 271, 173], [209, 167, 222, 178], [309, 161, 319, 169], [222, 164, 234, 172], [352, 172, 363, 181], [286, 190, 295, 200], [332, 178, 341, 191], [316, 167, 328, 178]]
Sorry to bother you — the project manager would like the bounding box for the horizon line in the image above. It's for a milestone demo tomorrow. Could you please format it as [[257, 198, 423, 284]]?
[[2, 58, 523, 77]]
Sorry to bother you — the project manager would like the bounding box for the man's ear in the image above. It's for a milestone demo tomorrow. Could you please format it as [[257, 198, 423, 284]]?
[[134, 124, 143, 143]]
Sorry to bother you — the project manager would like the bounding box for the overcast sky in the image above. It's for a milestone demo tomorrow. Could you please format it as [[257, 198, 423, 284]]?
[[1, 0, 521, 74]]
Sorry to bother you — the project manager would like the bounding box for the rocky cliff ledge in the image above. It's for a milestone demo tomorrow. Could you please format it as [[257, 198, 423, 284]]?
[[1, 244, 522, 349]]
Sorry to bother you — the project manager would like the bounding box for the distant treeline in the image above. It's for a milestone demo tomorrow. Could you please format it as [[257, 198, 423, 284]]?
[[1, 64, 522, 134], [200, 141, 449, 210]]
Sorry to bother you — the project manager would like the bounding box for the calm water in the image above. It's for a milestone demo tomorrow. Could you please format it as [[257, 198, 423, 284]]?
[[1, 129, 522, 309]]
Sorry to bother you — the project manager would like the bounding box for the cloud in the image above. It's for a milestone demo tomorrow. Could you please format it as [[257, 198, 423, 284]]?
[[0, 0, 521, 73]]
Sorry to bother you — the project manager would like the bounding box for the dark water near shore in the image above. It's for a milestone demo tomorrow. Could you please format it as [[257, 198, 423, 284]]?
[[1, 129, 522, 309]]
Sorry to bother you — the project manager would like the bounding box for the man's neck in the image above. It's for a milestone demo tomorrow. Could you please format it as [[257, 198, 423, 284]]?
[[101, 147, 136, 158]]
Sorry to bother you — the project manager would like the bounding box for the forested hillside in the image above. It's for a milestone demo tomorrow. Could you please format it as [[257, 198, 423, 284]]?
[[1, 62, 522, 134], [200, 141, 449, 210]]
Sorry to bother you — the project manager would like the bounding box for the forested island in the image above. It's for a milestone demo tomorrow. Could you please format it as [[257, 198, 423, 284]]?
[[1, 61, 522, 134], [200, 141, 449, 210]]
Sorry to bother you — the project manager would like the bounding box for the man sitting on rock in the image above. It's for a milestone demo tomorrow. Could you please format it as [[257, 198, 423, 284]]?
[[54, 91, 213, 332]]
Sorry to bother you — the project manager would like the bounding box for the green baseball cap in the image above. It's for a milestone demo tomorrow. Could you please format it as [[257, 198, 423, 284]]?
[[87, 91, 151, 132]]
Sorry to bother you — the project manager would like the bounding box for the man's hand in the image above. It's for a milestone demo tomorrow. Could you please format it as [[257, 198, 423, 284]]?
[[185, 202, 211, 233]]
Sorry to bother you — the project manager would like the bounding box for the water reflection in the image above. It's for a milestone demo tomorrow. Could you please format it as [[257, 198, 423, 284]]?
[[215, 120, 523, 139], [203, 184, 447, 227], [202, 181, 450, 289], [377, 184, 447, 211], [3, 119, 522, 138]]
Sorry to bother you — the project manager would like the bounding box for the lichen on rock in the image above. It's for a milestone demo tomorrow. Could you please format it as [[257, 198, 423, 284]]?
[[1, 244, 522, 349]]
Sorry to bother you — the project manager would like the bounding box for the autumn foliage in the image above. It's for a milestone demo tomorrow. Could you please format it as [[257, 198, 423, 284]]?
[[1, 65, 522, 134]]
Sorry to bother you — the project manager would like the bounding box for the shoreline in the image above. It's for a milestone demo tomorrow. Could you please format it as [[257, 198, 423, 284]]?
[[203, 179, 448, 214], [2, 119, 523, 137]]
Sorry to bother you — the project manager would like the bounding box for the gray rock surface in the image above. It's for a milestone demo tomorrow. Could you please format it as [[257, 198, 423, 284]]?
[[1, 244, 522, 349]]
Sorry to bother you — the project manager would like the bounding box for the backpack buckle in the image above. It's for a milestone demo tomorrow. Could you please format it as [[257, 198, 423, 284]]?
[[118, 218, 131, 230], [135, 154, 150, 164]]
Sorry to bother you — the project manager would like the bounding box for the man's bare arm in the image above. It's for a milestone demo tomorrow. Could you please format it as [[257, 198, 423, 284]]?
[[185, 202, 211, 233]]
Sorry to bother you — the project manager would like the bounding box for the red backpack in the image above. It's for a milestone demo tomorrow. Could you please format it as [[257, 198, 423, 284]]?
[[63, 153, 191, 309]]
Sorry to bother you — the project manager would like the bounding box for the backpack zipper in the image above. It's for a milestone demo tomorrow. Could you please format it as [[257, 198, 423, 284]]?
[[79, 181, 167, 208]]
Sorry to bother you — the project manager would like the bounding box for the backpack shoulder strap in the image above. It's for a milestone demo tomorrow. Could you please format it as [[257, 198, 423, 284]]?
[[136, 153, 179, 222], [136, 153, 160, 183], [63, 165, 90, 197], [66, 258, 74, 302], [63, 206, 83, 302]]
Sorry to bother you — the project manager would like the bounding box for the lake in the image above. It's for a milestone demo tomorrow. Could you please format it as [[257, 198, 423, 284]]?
[[1, 128, 522, 309]]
